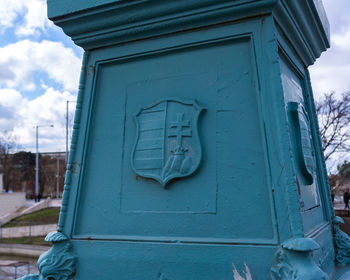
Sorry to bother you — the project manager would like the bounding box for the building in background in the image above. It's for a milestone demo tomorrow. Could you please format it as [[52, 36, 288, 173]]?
[[0, 151, 65, 198], [0, 168, 3, 193]]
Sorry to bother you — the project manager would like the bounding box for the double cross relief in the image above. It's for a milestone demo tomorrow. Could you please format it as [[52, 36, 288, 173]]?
[[162, 113, 193, 179]]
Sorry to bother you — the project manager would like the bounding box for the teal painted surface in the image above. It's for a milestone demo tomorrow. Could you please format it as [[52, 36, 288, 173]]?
[[20, 0, 348, 279], [73, 32, 276, 244], [280, 57, 324, 234], [333, 217, 350, 266], [271, 237, 328, 279], [47, 0, 120, 18], [72, 240, 276, 279], [48, 0, 329, 61]]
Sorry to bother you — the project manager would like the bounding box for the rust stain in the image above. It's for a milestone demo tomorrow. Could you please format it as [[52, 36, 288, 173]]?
[[87, 236, 92, 244], [89, 65, 95, 74]]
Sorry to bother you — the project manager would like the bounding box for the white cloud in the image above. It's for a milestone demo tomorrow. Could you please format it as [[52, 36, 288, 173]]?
[[333, 29, 350, 50], [0, 89, 25, 132], [309, 0, 350, 169], [0, 87, 77, 152], [309, 0, 350, 99], [0, 0, 53, 37], [0, 40, 81, 91], [321, 0, 350, 34], [0, 0, 81, 153], [309, 46, 350, 98], [0, 2, 24, 30]]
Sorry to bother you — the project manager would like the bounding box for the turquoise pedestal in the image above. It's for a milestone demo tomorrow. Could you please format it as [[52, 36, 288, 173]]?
[[19, 1, 350, 279]]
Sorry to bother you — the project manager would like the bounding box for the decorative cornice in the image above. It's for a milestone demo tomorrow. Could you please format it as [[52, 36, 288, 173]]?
[[17, 232, 76, 280], [49, 0, 276, 50], [270, 237, 328, 279], [47, 0, 123, 19], [273, 0, 330, 66], [48, 0, 329, 67]]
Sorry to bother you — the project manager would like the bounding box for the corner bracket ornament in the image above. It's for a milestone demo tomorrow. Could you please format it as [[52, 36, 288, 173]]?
[[17, 231, 76, 280], [270, 237, 328, 280], [333, 216, 350, 266]]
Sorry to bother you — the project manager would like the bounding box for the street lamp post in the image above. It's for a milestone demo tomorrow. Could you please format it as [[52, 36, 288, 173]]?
[[35, 124, 54, 202], [56, 156, 60, 199]]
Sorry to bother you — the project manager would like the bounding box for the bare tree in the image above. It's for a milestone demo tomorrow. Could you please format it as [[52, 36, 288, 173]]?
[[0, 131, 18, 192], [316, 91, 350, 162], [338, 160, 350, 177], [329, 160, 350, 194]]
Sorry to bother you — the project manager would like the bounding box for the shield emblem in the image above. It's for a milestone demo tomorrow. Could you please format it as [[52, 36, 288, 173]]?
[[131, 98, 204, 186]]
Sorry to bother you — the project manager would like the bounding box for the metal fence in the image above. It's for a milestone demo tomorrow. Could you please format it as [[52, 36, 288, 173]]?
[[0, 261, 30, 280]]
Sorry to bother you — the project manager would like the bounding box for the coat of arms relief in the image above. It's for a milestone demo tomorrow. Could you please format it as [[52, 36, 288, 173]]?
[[131, 98, 204, 186]]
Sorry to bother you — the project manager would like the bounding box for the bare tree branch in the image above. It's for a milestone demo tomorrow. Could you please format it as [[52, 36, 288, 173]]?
[[0, 131, 19, 192], [316, 91, 350, 163]]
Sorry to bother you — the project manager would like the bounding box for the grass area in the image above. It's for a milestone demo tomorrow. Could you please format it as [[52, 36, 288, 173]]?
[[2, 208, 60, 228], [0, 236, 49, 246]]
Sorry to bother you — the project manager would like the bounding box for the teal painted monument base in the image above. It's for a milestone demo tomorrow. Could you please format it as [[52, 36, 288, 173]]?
[[19, 226, 350, 280], [18, 0, 350, 279]]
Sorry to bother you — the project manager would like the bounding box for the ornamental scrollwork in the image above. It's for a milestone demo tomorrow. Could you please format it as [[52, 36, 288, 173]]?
[[333, 216, 350, 266], [17, 231, 76, 280], [270, 237, 328, 280]]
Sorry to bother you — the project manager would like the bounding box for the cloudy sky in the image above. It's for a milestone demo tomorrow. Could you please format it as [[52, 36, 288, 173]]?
[[0, 0, 83, 153], [309, 0, 350, 96], [0, 0, 349, 158]]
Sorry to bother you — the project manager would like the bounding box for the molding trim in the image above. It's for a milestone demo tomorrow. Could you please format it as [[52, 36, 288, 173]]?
[[57, 51, 89, 232], [273, 0, 330, 66], [270, 237, 328, 279], [49, 0, 275, 50], [17, 232, 76, 280], [47, 0, 328, 65]]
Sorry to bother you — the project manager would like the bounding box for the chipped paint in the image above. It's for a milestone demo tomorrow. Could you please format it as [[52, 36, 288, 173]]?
[[233, 263, 252, 280]]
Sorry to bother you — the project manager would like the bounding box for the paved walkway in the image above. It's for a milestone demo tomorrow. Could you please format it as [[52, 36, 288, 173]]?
[[335, 202, 350, 210], [0, 244, 47, 258], [24, 198, 61, 208], [0, 224, 57, 239]]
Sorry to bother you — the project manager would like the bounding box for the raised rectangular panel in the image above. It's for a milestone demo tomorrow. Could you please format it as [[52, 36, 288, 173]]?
[[73, 36, 275, 243], [280, 57, 324, 233], [72, 240, 276, 280]]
